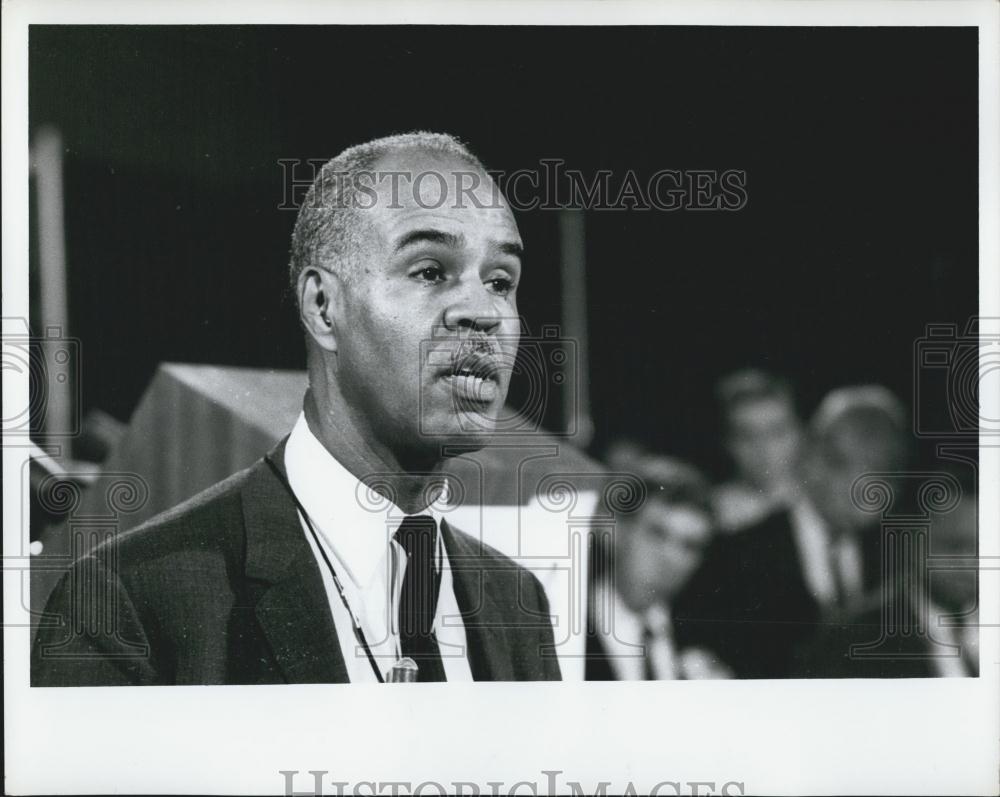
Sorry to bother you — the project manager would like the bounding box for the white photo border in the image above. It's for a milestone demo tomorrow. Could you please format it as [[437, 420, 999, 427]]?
[[3, 1, 998, 795]]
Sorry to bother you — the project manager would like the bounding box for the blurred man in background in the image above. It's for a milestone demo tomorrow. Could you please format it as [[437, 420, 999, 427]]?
[[926, 470, 980, 676], [712, 369, 804, 533], [587, 455, 733, 680], [676, 385, 913, 678], [795, 460, 979, 677]]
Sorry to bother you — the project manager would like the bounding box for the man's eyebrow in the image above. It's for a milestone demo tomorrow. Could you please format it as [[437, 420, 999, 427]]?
[[393, 229, 463, 252], [496, 240, 524, 260]]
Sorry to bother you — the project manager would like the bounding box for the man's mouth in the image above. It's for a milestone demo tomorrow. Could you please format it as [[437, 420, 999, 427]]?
[[440, 352, 501, 405]]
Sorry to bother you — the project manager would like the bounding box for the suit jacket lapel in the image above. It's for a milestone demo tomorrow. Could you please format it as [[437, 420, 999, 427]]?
[[242, 438, 349, 684], [777, 512, 822, 619], [441, 520, 512, 681]]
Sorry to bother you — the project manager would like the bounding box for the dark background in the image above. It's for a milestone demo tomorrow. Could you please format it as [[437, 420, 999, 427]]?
[[29, 25, 978, 476]]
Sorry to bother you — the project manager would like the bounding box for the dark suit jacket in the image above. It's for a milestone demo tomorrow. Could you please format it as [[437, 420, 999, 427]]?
[[32, 441, 562, 686], [790, 590, 979, 679], [672, 508, 883, 679]]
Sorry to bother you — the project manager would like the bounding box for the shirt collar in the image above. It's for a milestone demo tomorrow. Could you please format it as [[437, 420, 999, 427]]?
[[593, 579, 671, 644], [283, 411, 448, 587], [791, 496, 828, 545]]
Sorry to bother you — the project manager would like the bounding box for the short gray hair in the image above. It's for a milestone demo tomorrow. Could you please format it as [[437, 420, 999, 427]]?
[[288, 131, 486, 300], [810, 384, 912, 468]]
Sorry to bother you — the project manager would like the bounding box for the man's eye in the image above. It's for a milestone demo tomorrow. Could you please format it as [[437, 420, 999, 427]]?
[[413, 265, 445, 284], [488, 277, 515, 296]]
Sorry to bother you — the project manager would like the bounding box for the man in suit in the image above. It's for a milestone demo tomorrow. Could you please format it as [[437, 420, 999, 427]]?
[[793, 461, 979, 678], [711, 369, 804, 534], [33, 132, 561, 685], [674, 385, 913, 678], [586, 455, 733, 680]]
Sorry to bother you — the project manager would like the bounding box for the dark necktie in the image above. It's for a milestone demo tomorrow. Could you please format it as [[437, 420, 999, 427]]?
[[642, 623, 656, 681], [395, 515, 446, 682]]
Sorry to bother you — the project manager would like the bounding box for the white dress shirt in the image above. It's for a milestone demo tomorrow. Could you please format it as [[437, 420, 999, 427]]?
[[591, 579, 680, 680], [284, 412, 473, 682]]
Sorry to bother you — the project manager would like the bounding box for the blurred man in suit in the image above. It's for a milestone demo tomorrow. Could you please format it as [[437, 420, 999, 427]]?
[[33, 132, 561, 685], [794, 461, 979, 678], [586, 455, 733, 680], [675, 385, 913, 678], [711, 369, 804, 533], [924, 471, 980, 677]]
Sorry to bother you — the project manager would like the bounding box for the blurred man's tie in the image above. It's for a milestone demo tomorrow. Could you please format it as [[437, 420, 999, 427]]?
[[642, 611, 681, 680], [642, 624, 656, 680]]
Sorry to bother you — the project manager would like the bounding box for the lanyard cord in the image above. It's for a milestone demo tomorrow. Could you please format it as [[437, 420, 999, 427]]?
[[263, 454, 385, 683]]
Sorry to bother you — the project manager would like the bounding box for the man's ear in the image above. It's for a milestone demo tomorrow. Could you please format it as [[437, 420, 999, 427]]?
[[298, 267, 341, 352]]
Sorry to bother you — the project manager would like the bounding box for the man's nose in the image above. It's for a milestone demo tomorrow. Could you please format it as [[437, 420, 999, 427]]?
[[442, 279, 504, 336]]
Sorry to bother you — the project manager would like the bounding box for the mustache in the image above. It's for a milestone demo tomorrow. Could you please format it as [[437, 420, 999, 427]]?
[[428, 334, 506, 380], [456, 334, 500, 358]]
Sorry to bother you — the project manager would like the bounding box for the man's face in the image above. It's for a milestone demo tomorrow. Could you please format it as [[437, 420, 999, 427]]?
[[333, 150, 523, 459], [726, 397, 802, 490], [805, 422, 896, 533], [617, 499, 713, 610]]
